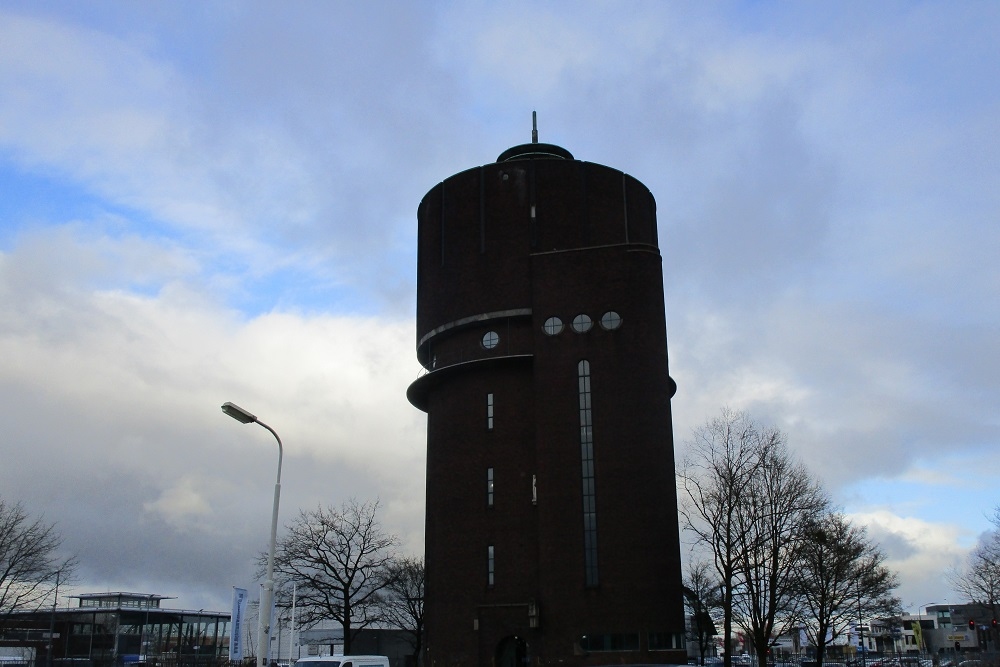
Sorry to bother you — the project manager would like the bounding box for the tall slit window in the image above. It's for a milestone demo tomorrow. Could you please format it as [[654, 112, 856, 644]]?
[[487, 545, 495, 587], [487, 467, 494, 508], [486, 393, 494, 431], [578, 359, 598, 586]]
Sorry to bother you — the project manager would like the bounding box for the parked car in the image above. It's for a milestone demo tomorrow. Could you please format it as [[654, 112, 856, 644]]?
[[293, 656, 389, 667]]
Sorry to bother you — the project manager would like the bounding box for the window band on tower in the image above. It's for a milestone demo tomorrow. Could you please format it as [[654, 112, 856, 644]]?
[[578, 359, 598, 587]]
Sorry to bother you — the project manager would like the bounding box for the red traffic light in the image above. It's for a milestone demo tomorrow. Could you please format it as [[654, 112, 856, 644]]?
[[969, 619, 976, 630], [993, 618, 998, 629]]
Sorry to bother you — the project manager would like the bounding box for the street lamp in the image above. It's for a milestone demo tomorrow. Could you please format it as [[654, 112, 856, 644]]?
[[47, 570, 62, 667], [222, 402, 283, 667]]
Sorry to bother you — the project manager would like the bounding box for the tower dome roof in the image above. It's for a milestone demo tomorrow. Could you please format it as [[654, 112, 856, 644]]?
[[496, 142, 574, 162], [496, 111, 574, 162]]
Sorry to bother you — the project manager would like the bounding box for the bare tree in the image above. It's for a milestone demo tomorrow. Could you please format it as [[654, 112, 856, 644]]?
[[680, 408, 770, 667], [951, 507, 1000, 639], [732, 433, 827, 667], [0, 498, 77, 631], [380, 556, 424, 666], [684, 560, 720, 666], [270, 498, 398, 654], [681, 409, 828, 667], [795, 512, 900, 667]]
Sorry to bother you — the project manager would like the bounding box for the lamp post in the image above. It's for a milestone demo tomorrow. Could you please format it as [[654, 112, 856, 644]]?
[[919, 602, 938, 654], [222, 402, 283, 667], [47, 570, 61, 667]]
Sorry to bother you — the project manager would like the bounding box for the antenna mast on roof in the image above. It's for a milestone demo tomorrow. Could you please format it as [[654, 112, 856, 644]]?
[[532, 111, 538, 143]]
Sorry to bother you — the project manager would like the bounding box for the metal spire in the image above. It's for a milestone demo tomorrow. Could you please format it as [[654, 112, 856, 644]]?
[[532, 110, 538, 143]]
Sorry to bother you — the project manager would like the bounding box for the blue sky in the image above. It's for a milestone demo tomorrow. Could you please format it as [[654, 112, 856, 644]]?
[[1, 1, 998, 614]]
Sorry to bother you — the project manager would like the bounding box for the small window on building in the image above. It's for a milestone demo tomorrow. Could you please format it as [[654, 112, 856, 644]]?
[[487, 392, 494, 431], [599, 311, 622, 331], [482, 331, 499, 349], [487, 467, 494, 508], [487, 545, 495, 587], [542, 316, 564, 335], [571, 314, 593, 333]]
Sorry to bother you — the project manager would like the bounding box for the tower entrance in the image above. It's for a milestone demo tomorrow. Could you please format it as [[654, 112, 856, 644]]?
[[494, 636, 527, 667]]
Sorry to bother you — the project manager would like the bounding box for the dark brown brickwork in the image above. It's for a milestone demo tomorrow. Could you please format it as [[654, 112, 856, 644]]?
[[408, 141, 685, 666]]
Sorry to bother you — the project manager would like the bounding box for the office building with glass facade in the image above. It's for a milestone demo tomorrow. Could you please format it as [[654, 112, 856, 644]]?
[[0, 592, 230, 667]]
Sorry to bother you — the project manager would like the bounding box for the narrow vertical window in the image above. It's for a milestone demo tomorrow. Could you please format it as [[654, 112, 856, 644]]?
[[487, 467, 494, 508], [578, 359, 598, 586], [486, 392, 494, 431], [487, 545, 495, 587]]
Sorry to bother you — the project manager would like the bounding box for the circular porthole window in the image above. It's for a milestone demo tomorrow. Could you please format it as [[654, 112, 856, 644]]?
[[600, 311, 622, 331], [571, 314, 593, 333], [542, 316, 564, 336], [482, 331, 499, 349]]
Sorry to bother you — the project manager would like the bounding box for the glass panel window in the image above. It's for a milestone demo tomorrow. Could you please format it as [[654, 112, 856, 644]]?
[[600, 311, 622, 330], [571, 314, 593, 333], [579, 633, 640, 652], [487, 545, 495, 587], [542, 316, 564, 335], [487, 392, 494, 431], [649, 632, 686, 650], [487, 467, 494, 507], [482, 331, 499, 349]]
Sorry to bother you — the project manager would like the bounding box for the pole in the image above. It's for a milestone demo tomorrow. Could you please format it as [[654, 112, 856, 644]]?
[[220, 403, 283, 667], [257, 421, 282, 667], [48, 571, 61, 667], [290, 584, 297, 662], [858, 587, 865, 667]]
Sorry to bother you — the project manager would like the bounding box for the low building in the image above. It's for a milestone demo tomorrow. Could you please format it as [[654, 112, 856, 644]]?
[[918, 603, 997, 654], [0, 592, 230, 667]]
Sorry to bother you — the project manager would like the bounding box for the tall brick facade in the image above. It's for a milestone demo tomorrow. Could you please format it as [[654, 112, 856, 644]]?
[[407, 137, 685, 666]]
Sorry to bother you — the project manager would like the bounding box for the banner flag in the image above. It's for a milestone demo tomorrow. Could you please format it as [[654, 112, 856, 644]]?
[[912, 621, 924, 651], [230, 587, 249, 661]]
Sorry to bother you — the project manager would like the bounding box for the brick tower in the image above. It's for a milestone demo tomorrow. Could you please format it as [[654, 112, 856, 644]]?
[[408, 122, 686, 666]]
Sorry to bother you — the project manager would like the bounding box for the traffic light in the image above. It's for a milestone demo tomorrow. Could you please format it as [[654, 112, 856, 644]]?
[[969, 619, 976, 630], [992, 618, 997, 630]]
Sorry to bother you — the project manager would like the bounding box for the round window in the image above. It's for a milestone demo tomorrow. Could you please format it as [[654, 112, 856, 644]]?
[[571, 314, 593, 333], [542, 316, 564, 336], [600, 311, 622, 331], [482, 331, 500, 349]]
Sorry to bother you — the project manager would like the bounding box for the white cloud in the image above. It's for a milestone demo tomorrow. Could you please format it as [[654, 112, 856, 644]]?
[[850, 510, 970, 609], [0, 219, 425, 607], [144, 476, 213, 529]]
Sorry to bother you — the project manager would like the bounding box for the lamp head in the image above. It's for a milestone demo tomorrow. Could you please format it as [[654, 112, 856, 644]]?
[[221, 402, 257, 424]]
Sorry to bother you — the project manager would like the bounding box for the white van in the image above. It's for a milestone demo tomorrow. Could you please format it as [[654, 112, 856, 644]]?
[[293, 656, 389, 667]]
